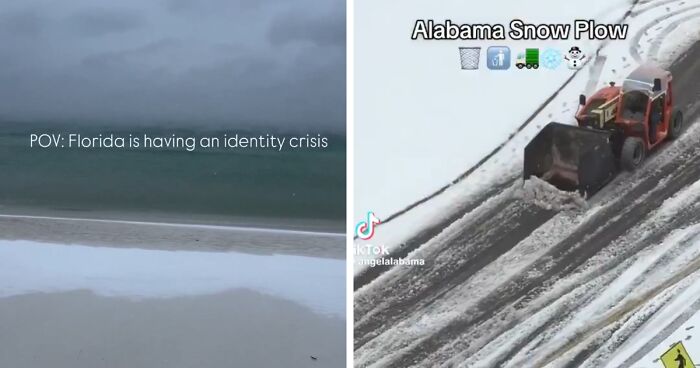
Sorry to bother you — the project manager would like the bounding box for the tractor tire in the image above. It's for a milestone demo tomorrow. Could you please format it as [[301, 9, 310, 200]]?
[[668, 110, 683, 140], [620, 137, 645, 171]]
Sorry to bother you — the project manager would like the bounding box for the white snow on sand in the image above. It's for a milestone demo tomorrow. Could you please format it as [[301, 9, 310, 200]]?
[[0, 240, 346, 317]]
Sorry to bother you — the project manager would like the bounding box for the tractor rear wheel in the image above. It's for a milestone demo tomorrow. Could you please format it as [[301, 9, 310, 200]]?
[[621, 137, 645, 171], [668, 110, 683, 140]]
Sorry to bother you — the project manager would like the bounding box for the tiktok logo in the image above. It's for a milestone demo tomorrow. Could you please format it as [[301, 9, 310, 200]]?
[[355, 211, 381, 240]]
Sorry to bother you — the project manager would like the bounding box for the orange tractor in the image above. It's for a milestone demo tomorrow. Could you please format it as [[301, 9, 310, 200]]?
[[524, 64, 684, 196]]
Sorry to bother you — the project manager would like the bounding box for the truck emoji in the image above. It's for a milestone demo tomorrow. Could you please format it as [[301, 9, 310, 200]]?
[[516, 48, 539, 69]]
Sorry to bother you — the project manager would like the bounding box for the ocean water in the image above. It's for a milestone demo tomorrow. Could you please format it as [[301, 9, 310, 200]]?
[[0, 123, 345, 229]]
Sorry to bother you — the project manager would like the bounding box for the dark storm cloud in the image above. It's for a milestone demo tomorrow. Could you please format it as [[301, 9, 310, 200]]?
[[268, 8, 345, 47], [67, 8, 144, 36], [0, 10, 44, 37], [164, 0, 275, 14], [0, 0, 345, 131]]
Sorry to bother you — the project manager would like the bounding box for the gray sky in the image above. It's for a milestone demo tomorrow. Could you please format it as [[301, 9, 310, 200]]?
[[0, 0, 345, 130]]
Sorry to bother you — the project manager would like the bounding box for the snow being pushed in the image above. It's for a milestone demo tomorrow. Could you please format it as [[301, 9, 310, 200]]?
[[515, 176, 589, 211]]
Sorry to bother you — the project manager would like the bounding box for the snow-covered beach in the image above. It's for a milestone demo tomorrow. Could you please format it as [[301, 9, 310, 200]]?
[[0, 214, 346, 367]]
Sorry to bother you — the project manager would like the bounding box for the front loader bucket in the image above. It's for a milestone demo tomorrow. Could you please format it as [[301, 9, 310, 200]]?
[[524, 122, 617, 196]]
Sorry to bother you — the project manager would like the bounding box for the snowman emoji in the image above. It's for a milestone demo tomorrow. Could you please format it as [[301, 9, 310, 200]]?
[[565, 46, 586, 70]]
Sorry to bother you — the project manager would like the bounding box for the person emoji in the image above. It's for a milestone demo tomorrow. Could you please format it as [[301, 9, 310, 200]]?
[[494, 49, 505, 67]]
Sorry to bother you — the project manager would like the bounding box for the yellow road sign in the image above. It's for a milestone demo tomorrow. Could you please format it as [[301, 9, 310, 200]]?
[[661, 341, 696, 368]]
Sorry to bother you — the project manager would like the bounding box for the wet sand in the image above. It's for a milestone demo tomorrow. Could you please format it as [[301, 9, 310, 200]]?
[[0, 290, 345, 368]]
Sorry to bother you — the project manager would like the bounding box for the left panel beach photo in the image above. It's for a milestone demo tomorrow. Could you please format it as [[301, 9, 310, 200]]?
[[0, 0, 346, 367]]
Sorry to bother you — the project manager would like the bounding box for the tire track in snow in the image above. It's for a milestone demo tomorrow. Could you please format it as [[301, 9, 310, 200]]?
[[498, 193, 700, 365], [633, 0, 686, 15], [353, 178, 516, 291], [446, 203, 700, 368], [579, 275, 700, 367], [354, 194, 554, 349], [629, 4, 700, 63], [618, 295, 700, 367], [398, 150, 700, 368], [648, 12, 700, 61], [540, 223, 700, 367]]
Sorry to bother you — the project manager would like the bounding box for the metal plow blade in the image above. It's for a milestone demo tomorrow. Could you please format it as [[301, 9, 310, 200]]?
[[524, 122, 617, 196]]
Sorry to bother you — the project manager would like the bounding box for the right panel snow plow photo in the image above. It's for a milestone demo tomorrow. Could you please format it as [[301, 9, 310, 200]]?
[[355, 0, 700, 367]]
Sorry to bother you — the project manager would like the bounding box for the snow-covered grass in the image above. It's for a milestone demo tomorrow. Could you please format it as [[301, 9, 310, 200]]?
[[0, 240, 346, 317]]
